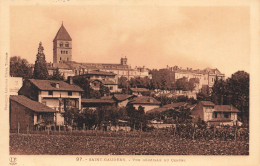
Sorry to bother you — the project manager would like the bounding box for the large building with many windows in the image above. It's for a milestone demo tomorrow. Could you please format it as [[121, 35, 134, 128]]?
[[18, 79, 83, 125], [48, 23, 151, 80], [166, 65, 225, 91]]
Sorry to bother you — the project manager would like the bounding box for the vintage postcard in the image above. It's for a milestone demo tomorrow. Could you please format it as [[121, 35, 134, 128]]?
[[0, 0, 260, 165]]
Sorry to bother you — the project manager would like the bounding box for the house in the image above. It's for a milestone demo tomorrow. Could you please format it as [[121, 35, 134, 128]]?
[[147, 102, 188, 114], [112, 94, 136, 107], [18, 79, 83, 125], [130, 87, 150, 96], [74, 70, 119, 93], [9, 77, 23, 95], [81, 98, 116, 110], [166, 66, 225, 91], [191, 101, 240, 126], [162, 102, 187, 109], [129, 96, 160, 113], [47, 63, 75, 80], [10, 95, 56, 131]]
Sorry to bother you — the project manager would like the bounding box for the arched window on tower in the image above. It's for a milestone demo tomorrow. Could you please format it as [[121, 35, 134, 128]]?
[[65, 42, 69, 47], [61, 51, 62, 54], [60, 42, 63, 47]]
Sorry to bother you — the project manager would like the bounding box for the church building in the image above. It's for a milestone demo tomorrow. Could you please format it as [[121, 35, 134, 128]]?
[[48, 23, 151, 81], [53, 22, 72, 63]]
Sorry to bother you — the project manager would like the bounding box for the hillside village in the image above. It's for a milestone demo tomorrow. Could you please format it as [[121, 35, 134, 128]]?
[[9, 23, 248, 132]]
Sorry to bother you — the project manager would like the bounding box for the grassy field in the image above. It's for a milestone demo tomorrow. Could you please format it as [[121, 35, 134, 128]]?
[[10, 132, 249, 155]]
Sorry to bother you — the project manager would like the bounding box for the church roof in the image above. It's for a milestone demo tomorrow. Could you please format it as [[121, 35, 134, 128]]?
[[53, 23, 72, 41]]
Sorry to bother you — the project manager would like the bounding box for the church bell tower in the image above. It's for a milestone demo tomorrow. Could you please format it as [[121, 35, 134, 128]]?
[[53, 22, 72, 64]]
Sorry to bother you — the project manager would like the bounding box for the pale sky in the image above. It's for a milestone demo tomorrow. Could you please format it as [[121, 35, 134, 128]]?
[[10, 6, 250, 77]]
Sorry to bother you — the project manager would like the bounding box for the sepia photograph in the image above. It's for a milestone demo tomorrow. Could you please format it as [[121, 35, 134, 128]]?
[[1, 0, 260, 165]]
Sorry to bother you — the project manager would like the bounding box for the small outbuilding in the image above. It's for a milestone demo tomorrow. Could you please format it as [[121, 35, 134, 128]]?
[[10, 95, 56, 132]]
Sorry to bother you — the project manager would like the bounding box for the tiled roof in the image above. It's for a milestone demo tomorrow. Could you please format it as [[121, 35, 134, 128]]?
[[100, 95, 113, 100], [10, 95, 56, 113], [53, 24, 72, 41], [113, 94, 134, 101], [29, 79, 83, 92], [102, 80, 117, 85], [130, 96, 160, 105], [52, 63, 72, 70], [208, 118, 234, 122], [200, 101, 215, 106], [173, 67, 224, 76], [214, 105, 240, 113], [162, 102, 187, 108], [130, 88, 150, 92], [81, 98, 115, 104], [82, 70, 116, 76], [146, 107, 168, 114]]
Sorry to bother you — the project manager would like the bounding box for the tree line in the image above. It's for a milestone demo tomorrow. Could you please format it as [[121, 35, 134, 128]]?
[[10, 42, 64, 81]]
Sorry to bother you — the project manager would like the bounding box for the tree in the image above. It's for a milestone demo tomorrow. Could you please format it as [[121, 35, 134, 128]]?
[[175, 77, 189, 91], [150, 69, 174, 90], [126, 104, 148, 130], [197, 85, 210, 101], [99, 84, 110, 97], [50, 68, 64, 80], [188, 78, 200, 91], [95, 106, 120, 129], [211, 78, 228, 104], [210, 71, 249, 124], [10, 56, 32, 79], [118, 76, 129, 88], [227, 71, 249, 123], [33, 42, 49, 79]]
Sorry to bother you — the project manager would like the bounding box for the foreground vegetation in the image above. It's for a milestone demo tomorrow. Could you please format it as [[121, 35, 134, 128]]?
[[10, 130, 249, 155]]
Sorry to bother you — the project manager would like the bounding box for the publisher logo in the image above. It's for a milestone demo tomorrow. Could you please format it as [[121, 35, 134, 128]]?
[[9, 157, 17, 165]]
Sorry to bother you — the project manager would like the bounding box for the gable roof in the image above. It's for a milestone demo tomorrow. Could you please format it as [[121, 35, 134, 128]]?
[[200, 101, 215, 106], [28, 79, 83, 92], [81, 98, 115, 104], [147, 107, 168, 114], [53, 24, 72, 41], [102, 80, 117, 85], [130, 88, 149, 93], [214, 105, 240, 113], [82, 70, 116, 76], [130, 96, 160, 105], [10, 95, 55, 113], [113, 94, 134, 101], [162, 102, 187, 108]]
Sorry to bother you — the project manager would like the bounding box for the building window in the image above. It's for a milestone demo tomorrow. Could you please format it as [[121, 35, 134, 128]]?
[[60, 42, 63, 47], [65, 42, 69, 47], [212, 78, 214, 82], [66, 51, 68, 54], [110, 87, 113, 90], [224, 112, 231, 118], [48, 91, 53, 95], [68, 91, 72, 96], [212, 112, 217, 118]]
